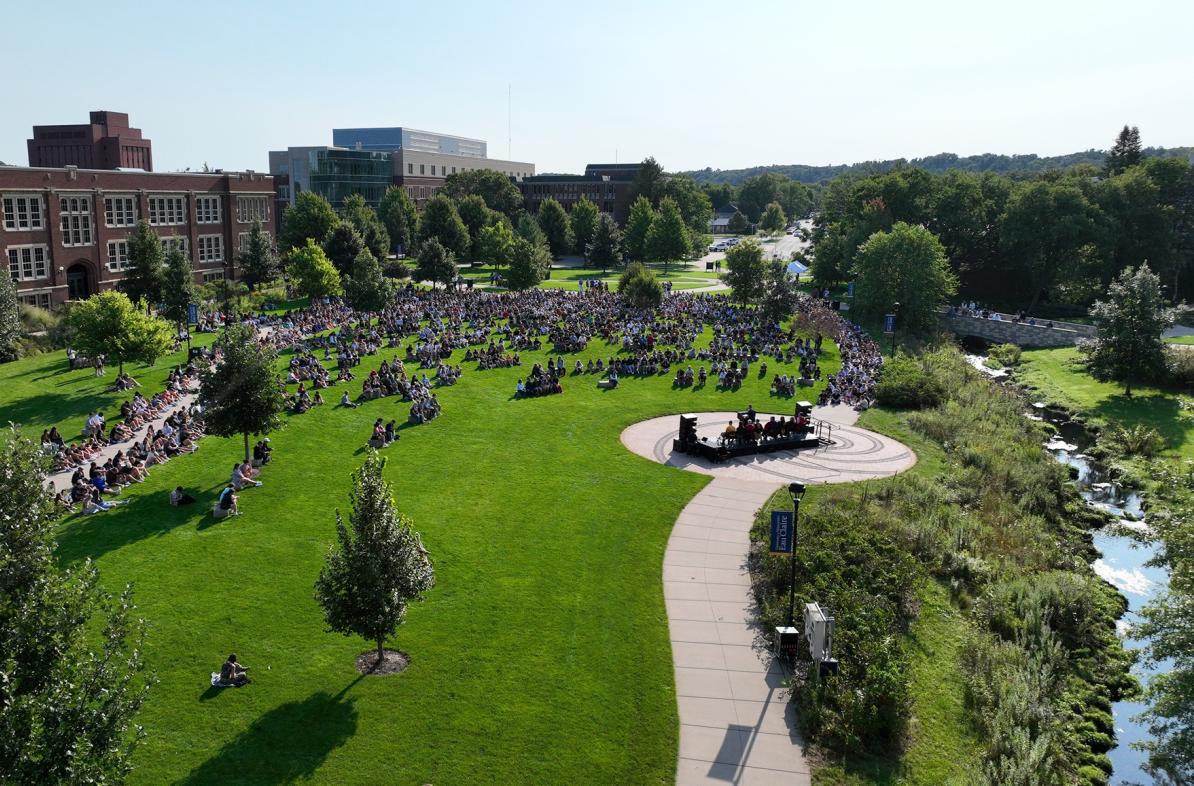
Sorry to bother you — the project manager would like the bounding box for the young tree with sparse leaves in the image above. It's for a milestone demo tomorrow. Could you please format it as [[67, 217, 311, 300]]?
[[0, 428, 153, 786], [536, 198, 573, 258], [506, 237, 551, 290], [1080, 263, 1175, 396], [415, 238, 458, 289], [119, 220, 165, 311], [570, 198, 599, 259], [0, 270, 19, 361], [587, 213, 623, 274], [199, 322, 286, 462], [344, 249, 392, 312], [315, 450, 435, 668], [67, 290, 173, 376], [237, 221, 280, 290], [285, 240, 342, 300]]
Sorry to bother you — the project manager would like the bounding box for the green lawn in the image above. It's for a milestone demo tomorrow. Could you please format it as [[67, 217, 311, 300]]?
[[1016, 347, 1194, 460], [1165, 335, 1194, 345], [456, 263, 724, 293], [3, 325, 842, 785]]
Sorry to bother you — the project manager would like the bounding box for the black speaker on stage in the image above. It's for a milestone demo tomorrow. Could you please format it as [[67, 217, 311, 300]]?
[[674, 414, 698, 454]]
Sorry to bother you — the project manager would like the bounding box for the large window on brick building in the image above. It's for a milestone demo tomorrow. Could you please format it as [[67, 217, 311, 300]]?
[[104, 195, 137, 227], [197, 235, 224, 264], [196, 196, 222, 224], [161, 236, 189, 257], [7, 245, 49, 280], [59, 197, 93, 246], [18, 292, 51, 310], [2, 194, 44, 231], [148, 195, 186, 226], [235, 196, 269, 223], [107, 240, 130, 271]]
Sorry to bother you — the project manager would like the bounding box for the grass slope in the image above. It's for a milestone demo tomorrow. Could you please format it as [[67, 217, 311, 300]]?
[[4, 327, 839, 785]]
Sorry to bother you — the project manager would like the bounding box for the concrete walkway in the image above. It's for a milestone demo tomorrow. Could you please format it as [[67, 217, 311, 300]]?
[[623, 406, 916, 785]]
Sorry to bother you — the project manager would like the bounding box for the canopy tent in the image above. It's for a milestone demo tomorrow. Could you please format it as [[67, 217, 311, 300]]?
[[786, 260, 809, 276]]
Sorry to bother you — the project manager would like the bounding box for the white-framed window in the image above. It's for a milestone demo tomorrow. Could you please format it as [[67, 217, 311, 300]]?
[[238, 230, 272, 251], [58, 196, 93, 246], [103, 195, 138, 227], [161, 236, 189, 257], [148, 195, 186, 225], [202, 270, 225, 283], [197, 235, 224, 264], [196, 196, 222, 224], [2, 194, 44, 231], [235, 196, 269, 224], [7, 244, 49, 281], [18, 292, 51, 310], [106, 240, 130, 271]]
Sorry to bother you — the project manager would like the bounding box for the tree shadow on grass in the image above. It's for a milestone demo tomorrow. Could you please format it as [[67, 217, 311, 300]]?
[[178, 685, 360, 785], [56, 488, 217, 564], [1092, 392, 1189, 451]]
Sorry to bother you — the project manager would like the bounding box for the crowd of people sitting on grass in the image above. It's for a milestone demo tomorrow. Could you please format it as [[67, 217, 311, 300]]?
[[368, 418, 400, 448], [516, 362, 564, 398], [468, 342, 523, 369], [817, 320, 881, 409]]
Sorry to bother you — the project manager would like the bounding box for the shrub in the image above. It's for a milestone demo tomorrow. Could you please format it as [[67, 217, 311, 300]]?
[[874, 355, 946, 409], [1101, 423, 1165, 457], [1164, 347, 1194, 388], [383, 259, 411, 279], [985, 343, 1022, 368]]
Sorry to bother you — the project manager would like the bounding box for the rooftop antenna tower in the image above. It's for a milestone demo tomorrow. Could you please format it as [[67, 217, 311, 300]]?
[[507, 84, 512, 159]]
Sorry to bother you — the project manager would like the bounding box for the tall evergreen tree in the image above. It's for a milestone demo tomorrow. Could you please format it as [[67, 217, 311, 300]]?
[[341, 194, 390, 262], [0, 269, 19, 361], [417, 195, 471, 258], [280, 192, 338, 252], [199, 322, 286, 462], [587, 213, 623, 274], [570, 198, 600, 259], [1106, 125, 1144, 176], [727, 210, 750, 235], [237, 221, 280, 290], [0, 428, 152, 785], [516, 213, 547, 248], [119, 220, 165, 310], [631, 156, 666, 205], [536, 198, 574, 258], [378, 186, 418, 253], [160, 248, 195, 344], [323, 221, 366, 277], [1080, 263, 1175, 396], [624, 196, 655, 262], [314, 451, 435, 669], [645, 196, 689, 273]]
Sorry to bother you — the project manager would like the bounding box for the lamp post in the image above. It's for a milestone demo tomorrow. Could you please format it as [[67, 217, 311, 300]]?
[[889, 301, 900, 358], [786, 481, 806, 628]]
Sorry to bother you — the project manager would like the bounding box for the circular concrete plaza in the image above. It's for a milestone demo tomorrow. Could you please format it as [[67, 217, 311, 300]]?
[[621, 405, 916, 484]]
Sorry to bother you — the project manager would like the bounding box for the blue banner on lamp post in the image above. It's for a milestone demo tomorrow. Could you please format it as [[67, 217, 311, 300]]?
[[770, 511, 794, 555], [883, 313, 896, 334], [187, 303, 198, 324]]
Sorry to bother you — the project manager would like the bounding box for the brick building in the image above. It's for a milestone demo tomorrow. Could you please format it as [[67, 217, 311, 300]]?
[[27, 111, 153, 171], [1, 165, 275, 309], [519, 162, 640, 224]]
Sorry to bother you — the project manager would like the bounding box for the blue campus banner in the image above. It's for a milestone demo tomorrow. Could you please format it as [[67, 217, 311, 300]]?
[[847, 281, 855, 298], [769, 511, 794, 555], [187, 303, 198, 324], [883, 313, 896, 334]]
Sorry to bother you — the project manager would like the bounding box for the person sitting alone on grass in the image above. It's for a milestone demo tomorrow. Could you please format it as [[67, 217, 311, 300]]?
[[216, 485, 239, 516], [218, 654, 250, 687], [339, 390, 358, 408], [170, 486, 197, 506], [232, 463, 262, 490]]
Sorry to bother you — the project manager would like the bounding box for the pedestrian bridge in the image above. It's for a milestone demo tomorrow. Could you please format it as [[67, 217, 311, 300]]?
[[940, 310, 1096, 347]]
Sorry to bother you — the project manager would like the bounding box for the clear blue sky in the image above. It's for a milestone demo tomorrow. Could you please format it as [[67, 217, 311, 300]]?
[[2, 0, 1190, 174]]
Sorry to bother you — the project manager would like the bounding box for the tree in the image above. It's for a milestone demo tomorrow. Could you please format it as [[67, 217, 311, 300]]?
[[777, 180, 815, 221], [476, 221, 515, 268], [378, 186, 418, 253], [727, 210, 751, 235], [323, 221, 366, 277], [624, 196, 655, 261], [441, 168, 524, 217], [118, 221, 165, 310], [0, 270, 19, 361], [237, 220, 280, 290], [536, 198, 573, 258], [1106, 125, 1143, 176], [344, 249, 392, 312], [280, 192, 337, 252], [663, 175, 713, 235], [1079, 263, 1175, 396], [456, 195, 493, 262], [759, 201, 788, 234], [587, 213, 623, 273], [631, 156, 666, 205], [618, 262, 663, 310], [506, 237, 551, 290], [738, 173, 788, 221], [645, 196, 690, 273], [417, 195, 470, 259], [199, 322, 286, 462], [0, 428, 152, 785], [285, 239, 342, 300], [66, 290, 173, 376], [761, 260, 798, 323], [160, 248, 195, 343], [315, 450, 434, 668], [516, 213, 547, 249], [415, 238, 458, 288], [703, 182, 736, 210], [722, 238, 769, 305], [341, 194, 390, 262], [570, 198, 599, 259], [853, 222, 958, 333]]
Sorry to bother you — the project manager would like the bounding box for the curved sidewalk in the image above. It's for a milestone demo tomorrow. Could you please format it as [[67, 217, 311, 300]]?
[[625, 406, 915, 785]]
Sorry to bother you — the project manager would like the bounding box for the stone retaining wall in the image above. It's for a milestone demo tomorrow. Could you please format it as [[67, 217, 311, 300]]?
[[940, 312, 1097, 347]]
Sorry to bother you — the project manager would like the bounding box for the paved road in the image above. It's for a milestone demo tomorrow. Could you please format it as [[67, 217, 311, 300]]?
[[692, 218, 813, 270]]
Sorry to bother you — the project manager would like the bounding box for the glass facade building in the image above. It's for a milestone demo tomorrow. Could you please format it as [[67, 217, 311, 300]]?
[[307, 149, 392, 209]]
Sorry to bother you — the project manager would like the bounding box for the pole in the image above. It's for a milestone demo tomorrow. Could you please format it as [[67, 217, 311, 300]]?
[[890, 328, 896, 358], [786, 498, 800, 627]]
